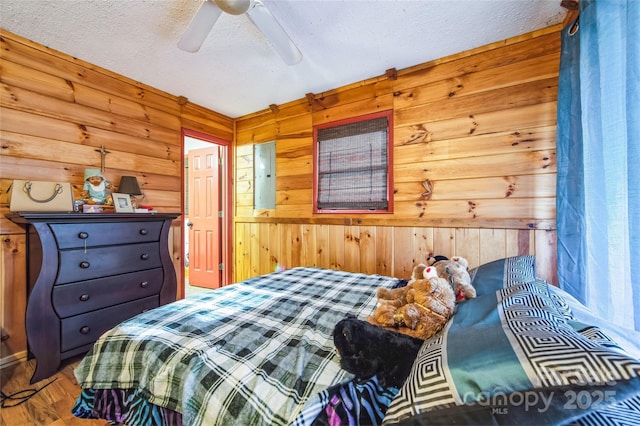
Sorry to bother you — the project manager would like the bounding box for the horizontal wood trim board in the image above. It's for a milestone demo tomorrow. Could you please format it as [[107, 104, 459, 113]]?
[[234, 217, 555, 230]]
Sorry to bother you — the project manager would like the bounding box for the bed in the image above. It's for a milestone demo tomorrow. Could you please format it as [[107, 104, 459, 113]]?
[[72, 256, 640, 425]]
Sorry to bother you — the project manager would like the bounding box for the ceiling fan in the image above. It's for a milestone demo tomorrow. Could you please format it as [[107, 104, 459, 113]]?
[[178, 0, 303, 65]]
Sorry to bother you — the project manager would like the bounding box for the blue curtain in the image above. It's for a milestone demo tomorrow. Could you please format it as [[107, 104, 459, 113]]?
[[556, 0, 640, 331]]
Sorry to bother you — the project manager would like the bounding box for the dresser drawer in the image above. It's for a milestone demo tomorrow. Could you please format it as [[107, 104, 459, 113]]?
[[51, 221, 163, 249], [57, 242, 161, 284], [60, 296, 159, 353], [53, 268, 164, 318]]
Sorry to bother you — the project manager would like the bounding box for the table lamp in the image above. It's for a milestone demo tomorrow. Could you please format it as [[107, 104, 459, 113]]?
[[118, 176, 143, 208]]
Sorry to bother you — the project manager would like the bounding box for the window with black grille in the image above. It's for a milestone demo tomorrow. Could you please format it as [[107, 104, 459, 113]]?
[[314, 111, 393, 213]]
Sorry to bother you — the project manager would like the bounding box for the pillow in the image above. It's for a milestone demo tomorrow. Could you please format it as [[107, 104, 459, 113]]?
[[468, 255, 537, 296], [383, 256, 640, 425]]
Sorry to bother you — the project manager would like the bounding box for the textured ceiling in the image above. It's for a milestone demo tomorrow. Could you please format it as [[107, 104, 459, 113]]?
[[0, 0, 566, 118]]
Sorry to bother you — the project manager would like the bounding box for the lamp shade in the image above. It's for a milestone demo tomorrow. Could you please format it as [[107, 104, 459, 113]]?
[[118, 176, 142, 195]]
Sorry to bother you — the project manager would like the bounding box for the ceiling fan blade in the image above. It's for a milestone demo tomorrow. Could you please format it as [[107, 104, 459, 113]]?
[[247, 0, 302, 65], [178, 1, 223, 53]]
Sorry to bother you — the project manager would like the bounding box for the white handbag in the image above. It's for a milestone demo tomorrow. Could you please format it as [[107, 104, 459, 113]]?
[[9, 180, 75, 212]]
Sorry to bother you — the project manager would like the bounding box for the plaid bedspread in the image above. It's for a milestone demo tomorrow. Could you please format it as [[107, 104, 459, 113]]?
[[74, 267, 399, 425]]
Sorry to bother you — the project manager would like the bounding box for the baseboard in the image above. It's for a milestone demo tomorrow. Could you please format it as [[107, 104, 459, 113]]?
[[0, 350, 27, 370]]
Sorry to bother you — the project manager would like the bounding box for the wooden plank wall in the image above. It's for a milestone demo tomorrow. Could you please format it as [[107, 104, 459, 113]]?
[[234, 25, 561, 284], [0, 25, 561, 362], [0, 30, 233, 361]]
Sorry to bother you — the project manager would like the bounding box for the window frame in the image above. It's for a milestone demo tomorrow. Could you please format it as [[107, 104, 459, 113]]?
[[312, 110, 394, 214]]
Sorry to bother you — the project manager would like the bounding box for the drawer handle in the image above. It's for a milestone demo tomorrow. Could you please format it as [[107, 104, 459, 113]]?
[[79, 294, 90, 302], [79, 261, 91, 269], [140, 253, 149, 260], [140, 281, 149, 288], [139, 229, 148, 236], [78, 231, 89, 239], [79, 326, 90, 334]]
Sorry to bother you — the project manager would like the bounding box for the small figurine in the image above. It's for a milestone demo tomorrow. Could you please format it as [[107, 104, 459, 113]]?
[[82, 168, 114, 205]]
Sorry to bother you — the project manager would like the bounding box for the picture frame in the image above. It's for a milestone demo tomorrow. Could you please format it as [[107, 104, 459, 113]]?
[[112, 192, 134, 213]]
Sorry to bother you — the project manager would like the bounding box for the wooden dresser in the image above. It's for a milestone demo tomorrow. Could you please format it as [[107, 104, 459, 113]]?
[[7, 212, 180, 383]]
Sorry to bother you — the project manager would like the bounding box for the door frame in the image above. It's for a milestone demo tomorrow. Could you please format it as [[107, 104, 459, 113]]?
[[181, 128, 232, 290]]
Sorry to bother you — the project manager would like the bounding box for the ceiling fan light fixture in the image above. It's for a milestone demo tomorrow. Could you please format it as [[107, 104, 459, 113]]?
[[178, 0, 302, 65], [214, 0, 251, 15]]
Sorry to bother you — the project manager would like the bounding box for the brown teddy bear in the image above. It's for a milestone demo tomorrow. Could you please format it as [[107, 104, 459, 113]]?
[[367, 265, 456, 340], [427, 255, 477, 302], [373, 263, 427, 308]]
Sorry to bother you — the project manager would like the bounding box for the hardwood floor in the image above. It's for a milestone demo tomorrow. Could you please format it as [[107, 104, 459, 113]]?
[[0, 357, 108, 426]]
